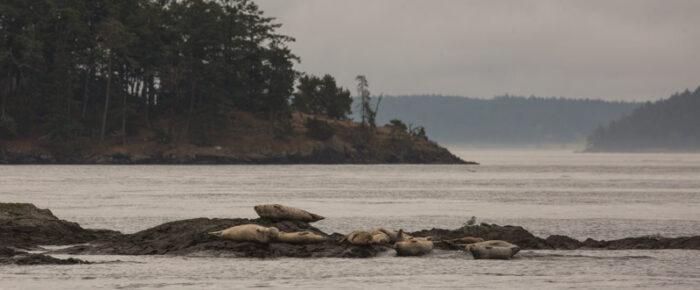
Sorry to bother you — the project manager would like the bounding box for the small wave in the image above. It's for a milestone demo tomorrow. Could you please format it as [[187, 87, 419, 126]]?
[[520, 251, 653, 260]]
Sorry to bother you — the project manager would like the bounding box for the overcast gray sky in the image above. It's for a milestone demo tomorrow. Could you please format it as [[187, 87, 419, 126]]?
[[255, 0, 699, 101]]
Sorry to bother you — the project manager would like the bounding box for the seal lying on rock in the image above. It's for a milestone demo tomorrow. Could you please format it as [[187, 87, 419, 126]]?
[[370, 228, 400, 243], [344, 228, 403, 245], [466, 240, 520, 260], [254, 204, 325, 222], [394, 238, 434, 256], [276, 231, 327, 244], [344, 231, 374, 245], [209, 224, 279, 243]]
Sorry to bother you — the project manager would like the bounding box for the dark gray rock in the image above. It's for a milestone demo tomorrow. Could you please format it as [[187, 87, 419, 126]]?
[[0, 247, 88, 265], [0, 203, 119, 249], [56, 217, 388, 258], [411, 224, 552, 250]]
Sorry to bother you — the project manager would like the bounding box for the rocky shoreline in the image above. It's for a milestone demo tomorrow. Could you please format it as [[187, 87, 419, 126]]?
[[2, 203, 698, 265], [0, 141, 473, 165]]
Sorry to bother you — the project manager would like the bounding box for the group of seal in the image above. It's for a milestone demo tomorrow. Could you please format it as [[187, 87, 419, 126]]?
[[209, 204, 327, 244], [208, 204, 520, 259], [343, 228, 435, 256]]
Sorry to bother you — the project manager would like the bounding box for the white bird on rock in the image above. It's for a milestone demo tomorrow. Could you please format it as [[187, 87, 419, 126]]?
[[465, 216, 476, 226]]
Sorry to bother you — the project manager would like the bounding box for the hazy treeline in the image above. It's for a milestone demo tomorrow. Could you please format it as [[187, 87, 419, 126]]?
[[0, 0, 300, 145], [353, 95, 639, 146], [586, 87, 700, 152]]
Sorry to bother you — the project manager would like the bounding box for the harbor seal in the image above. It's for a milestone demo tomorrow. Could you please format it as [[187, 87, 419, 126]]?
[[369, 228, 400, 243], [466, 240, 520, 259], [254, 204, 325, 222], [394, 238, 434, 256], [345, 229, 401, 245], [344, 231, 374, 245], [209, 224, 280, 243], [276, 231, 327, 244]]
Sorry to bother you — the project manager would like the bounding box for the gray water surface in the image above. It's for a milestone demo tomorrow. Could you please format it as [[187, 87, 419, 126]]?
[[1, 150, 699, 289]]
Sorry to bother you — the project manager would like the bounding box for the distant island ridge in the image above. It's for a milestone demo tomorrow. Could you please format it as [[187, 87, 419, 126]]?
[[353, 95, 640, 149], [585, 87, 700, 152]]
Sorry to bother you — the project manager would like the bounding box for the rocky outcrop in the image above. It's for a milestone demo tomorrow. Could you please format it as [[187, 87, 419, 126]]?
[[581, 236, 700, 250], [0, 131, 473, 165], [412, 224, 700, 251], [56, 217, 387, 258], [0, 203, 119, 249], [410, 223, 551, 250], [2, 203, 699, 265], [0, 146, 471, 165]]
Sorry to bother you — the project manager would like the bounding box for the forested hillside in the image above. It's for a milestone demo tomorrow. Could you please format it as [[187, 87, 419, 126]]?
[[0, 0, 297, 147], [586, 87, 700, 152], [0, 0, 465, 164], [354, 95, 639, 146]]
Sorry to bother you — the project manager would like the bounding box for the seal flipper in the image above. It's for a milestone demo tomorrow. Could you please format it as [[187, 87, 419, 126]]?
[[209, 230, 224, 237]]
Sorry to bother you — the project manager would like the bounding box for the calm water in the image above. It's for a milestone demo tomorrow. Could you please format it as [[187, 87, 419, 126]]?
[[1, 150, 700, 289]]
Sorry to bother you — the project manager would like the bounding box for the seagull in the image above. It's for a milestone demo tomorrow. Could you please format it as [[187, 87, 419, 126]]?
[[465, 216, 476, 226]]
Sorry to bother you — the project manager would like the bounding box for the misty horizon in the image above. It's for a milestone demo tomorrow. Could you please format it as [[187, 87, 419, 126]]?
[[256, 0, 700, 102]]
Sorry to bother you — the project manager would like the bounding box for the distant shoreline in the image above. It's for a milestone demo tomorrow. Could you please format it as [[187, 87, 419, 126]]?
[[0, 113, 475, 165]]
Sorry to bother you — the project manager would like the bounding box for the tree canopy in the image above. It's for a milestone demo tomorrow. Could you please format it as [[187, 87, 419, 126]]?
[[0, 0, 298, 145], [292, 74, 352, 120]]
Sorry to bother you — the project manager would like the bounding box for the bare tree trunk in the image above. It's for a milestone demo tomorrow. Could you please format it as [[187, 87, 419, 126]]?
[[99, 55, 112, 144], [0, 82, 7, 119], [182, 80, 196, 139], [141, 75, 150, 128], [1, 71, 13, 119], [121, 88, 127, 147], [80, 65, 92, 120]]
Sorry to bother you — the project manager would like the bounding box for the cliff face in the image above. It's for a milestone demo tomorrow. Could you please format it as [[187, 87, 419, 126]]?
[[0, 112, 471, 164]]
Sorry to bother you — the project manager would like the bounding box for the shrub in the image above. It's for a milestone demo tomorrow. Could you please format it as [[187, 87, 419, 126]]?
[[304, 118, 335, 140], [0, 115, 18, 139], [153, 127, 173, 145], [387, 119, 408, 133]]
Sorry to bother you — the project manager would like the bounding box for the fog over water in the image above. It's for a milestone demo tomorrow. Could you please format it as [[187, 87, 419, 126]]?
[[256, 0, 700, 101], [1, 151, 700, 289]]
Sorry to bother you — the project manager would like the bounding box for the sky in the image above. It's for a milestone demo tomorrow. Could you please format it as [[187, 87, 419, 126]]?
[[255, 0, 700, 101]]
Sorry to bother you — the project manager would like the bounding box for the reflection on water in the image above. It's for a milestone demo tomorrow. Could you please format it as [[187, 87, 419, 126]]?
[[1, 151, 699, 289]]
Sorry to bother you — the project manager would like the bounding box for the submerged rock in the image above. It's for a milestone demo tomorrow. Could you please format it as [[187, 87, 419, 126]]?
[[581, 236, 700, 250], [0, 247, 88, 265]]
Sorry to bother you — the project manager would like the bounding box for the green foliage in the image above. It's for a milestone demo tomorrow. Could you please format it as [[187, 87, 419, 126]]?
[[0, 0, 298, 146], [409, 125, 428, 140], [189, 105, 229, 146], [304, 118, 336, 141], [0, 115, 18, 139], [153, 127, 172, 145], [387, 119, 407, 133], [293, 74, 352, 119]]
